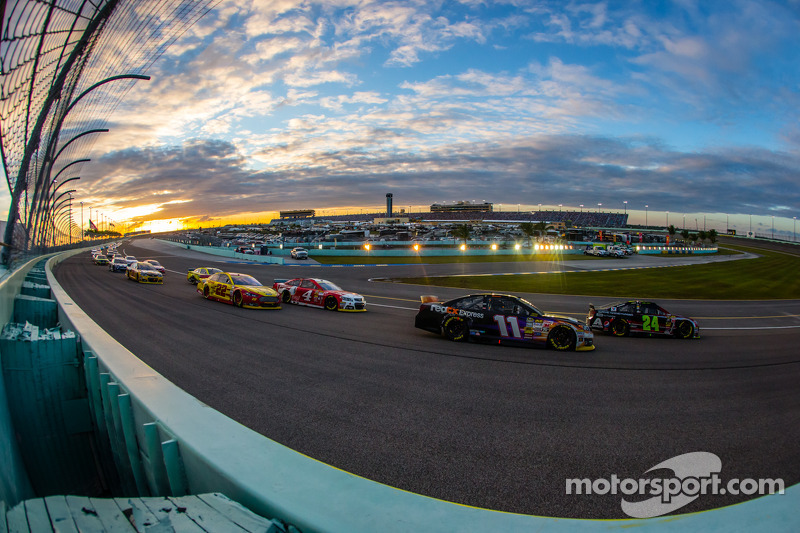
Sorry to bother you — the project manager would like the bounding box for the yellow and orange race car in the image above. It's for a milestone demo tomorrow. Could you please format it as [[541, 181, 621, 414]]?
[[126, 262, 164, 284], [196, 272, 280, 309], [187, 266, 223, 284]]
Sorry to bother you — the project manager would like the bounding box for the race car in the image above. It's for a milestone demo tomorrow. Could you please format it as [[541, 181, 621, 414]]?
[[186, 267, 223, 284], [197, 272, 281, 309], [108, 257, 128, 272], [142, 259, 166, 273], [586, 300, 699, 339], [415, 293, 595, 351], [126, 262, 164, 284], [93, 254, 109, 266], [273, 278, 366, 312]]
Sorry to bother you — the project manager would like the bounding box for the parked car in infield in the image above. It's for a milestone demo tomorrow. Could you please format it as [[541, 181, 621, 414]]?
[[108, 257, 128, 272], [273, 278, 366, 312], [142, 260, 166, 273], [290, 247, 308, 260], [126, 262, 164, 284], [186, 267, 223, 284], [197, 272, 281, 309], [586, 300, 700, 339], [415, 293, 595, 351]]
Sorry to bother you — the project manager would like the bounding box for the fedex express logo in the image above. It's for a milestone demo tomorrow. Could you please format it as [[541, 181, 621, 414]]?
[[430, 304, 484, 319]]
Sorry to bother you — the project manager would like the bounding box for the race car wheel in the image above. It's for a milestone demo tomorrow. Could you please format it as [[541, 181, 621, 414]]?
[[233, 291, 244, 307], [281, 290, 292, 304], [611, 319, 630, 337], [548, 326, 576, 351], [203, 286, 210, 299], [442, 315, 468, 342], [675, 320, 695, 339], [324, 296, 339, 311]]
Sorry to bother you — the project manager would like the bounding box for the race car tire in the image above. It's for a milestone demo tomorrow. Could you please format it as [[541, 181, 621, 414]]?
[[611, 318, 630, 337], [442, 315, 468, 342], [233, 291, 243, 307], [281, 290, 292, 304], [675, 320, 695, 339], [188, 276, 196, 284], [548, 326, 576, 351], [324, 296, 339, 311], [203, 285, 210, 299]]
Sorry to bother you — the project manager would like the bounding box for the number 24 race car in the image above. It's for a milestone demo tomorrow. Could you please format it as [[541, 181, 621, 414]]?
[[415, 293, 594, 351], [586, 300, 700, 339]]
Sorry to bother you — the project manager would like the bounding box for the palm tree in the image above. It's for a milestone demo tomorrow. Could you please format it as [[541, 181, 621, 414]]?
[[698, 230, 707, 245], [708, 229, 718, 244], [533, 221, 554, 241], [680, 229, 690, 241], [668, 224, 677, 239], [519, 222, 536, 244], [451, 224, 472, 245]]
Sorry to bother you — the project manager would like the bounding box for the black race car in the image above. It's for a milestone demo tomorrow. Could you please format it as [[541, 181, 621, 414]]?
[[415, 293, 595, 351], [586, 300, 699, 339]]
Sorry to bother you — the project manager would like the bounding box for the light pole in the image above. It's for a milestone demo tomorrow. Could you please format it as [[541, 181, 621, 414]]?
[[794, 217, 797, 242], [597, 203, 602, 213], [580, 204, 583, 213], [750, 214, 752, 235], [623, 200, 627, 215], [645, 205, 648, 227], [772, 216, 775, 239], [666, 211, 669, 227]]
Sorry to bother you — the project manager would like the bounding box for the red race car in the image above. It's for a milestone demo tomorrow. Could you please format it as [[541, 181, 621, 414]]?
[[273, 278, 366, 312]]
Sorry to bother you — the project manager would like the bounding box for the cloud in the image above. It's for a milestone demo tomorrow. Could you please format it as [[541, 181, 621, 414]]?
[[80, 134, 800, 223]]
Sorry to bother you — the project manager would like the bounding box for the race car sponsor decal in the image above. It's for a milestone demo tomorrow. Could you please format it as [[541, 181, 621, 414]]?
[[430, 304, 484, 319]]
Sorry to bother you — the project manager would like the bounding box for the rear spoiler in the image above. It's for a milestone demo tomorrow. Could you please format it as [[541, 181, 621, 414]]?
[[420, 295, 439, 303], [274, 279, 289, 284]]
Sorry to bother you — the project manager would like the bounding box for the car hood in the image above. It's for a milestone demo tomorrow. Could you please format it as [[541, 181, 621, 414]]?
[[543, 314, 582, 326], [238, 286, 278, 297]]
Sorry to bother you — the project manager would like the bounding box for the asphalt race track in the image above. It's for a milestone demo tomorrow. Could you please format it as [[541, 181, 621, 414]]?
[[54, 239, 800, 519]]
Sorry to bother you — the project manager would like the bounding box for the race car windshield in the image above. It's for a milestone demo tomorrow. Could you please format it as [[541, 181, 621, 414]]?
[[230, 274, 261, 286], [317, 281, 342, 291], [517, 298, 543, 316]]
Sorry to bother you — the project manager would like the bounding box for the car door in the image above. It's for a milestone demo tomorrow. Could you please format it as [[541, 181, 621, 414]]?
[[486, 296, 528, 341], [640, 303, 667, 334], [294, 279, 318, 305]]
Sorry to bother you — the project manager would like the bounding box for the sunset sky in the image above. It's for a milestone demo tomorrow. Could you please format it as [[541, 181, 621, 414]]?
[[4, 0, 799, 237]]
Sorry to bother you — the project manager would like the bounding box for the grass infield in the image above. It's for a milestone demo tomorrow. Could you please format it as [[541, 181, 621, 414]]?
[[391, 245, 799, 300], [310, 248, 737, 265]]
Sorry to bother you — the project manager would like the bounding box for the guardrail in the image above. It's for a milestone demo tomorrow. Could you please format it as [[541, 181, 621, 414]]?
[[4, 247, 789, 532]]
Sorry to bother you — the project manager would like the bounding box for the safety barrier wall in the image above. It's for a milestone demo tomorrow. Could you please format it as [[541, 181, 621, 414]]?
[[35, 248, 797, 532], [0, 256, 49, 508]]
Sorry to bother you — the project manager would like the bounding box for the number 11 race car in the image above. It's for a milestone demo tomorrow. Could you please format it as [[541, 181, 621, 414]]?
[[415, 293, 594, 351], [586, 300, 700, 339]]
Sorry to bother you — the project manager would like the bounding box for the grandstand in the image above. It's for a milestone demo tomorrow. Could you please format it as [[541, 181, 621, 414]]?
[[309, 210, 628, 227]]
